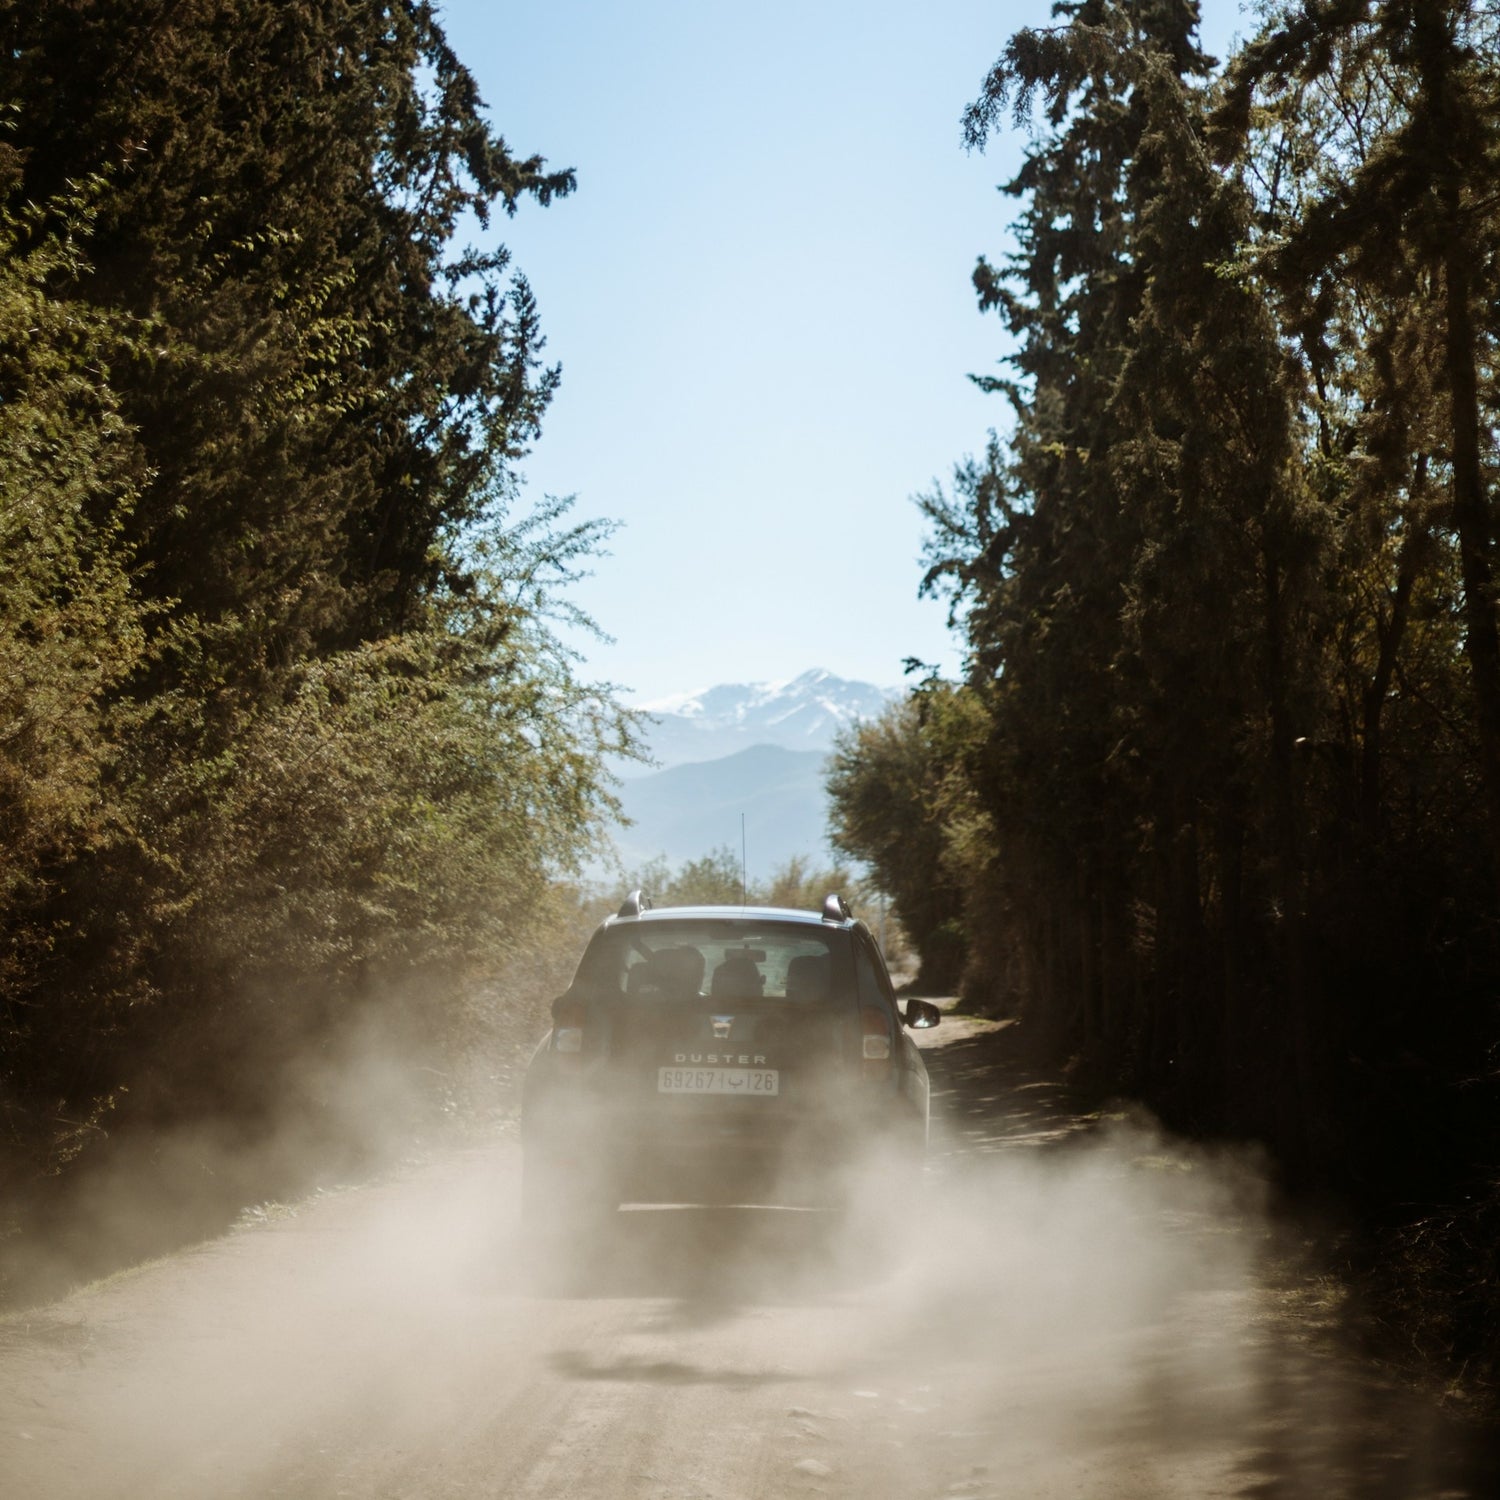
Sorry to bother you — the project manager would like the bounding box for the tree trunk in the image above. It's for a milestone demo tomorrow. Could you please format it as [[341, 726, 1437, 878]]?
[[1360, 471, 1427, 832], [1415, 3, 1500, 880], [1442, 236, 1500, 874]]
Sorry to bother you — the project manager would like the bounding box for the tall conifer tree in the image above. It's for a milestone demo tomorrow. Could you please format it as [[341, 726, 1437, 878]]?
[[1214, 0, 1500, 871]]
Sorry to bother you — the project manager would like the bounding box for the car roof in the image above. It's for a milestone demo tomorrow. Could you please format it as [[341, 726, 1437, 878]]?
[[601, 903, 853, 931]]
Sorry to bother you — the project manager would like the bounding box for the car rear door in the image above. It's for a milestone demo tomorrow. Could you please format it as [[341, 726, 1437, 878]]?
[[604, 925, 859, 1130]]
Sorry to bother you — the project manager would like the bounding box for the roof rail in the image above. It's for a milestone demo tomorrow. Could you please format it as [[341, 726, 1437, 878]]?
[[617, 889, 653, 919], [821, 893, 852, 923]]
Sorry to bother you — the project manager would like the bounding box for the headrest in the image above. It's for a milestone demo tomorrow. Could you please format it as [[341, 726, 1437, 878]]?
[[710, 952, 764, 999], [784, 953, 830, 1003], [631, 945, 704, 998]]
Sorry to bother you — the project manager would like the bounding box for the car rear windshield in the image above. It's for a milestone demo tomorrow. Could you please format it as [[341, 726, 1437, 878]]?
[[576, 921, 848, 1005]]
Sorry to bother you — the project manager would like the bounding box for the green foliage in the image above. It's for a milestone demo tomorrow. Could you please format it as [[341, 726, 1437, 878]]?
[[0, 5, 634, 1193], [1214, 0, 1500, 864], [910, 0, 1500, 1178], [761, 854, 859, 915], [889, 0, 1500, 1385], [825, 682, 982, 992], [629, 847, 748, 908], [0, 186, 157, 1138], [3, 0, 577, 673]]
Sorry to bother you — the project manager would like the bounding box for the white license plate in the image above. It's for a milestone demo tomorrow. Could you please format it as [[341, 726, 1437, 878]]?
[[657, 1067, 779, 1096]]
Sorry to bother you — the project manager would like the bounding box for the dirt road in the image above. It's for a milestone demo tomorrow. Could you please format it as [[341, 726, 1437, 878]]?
[[1, 1023, 1492, 1499]]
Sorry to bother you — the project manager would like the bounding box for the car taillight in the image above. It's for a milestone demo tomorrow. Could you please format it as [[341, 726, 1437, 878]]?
[[553, 999, 585, 1056], [860, 1007, 892, 1076]]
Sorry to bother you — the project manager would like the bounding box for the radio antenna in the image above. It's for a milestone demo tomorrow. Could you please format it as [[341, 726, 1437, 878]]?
[[741, 813, 748, 907]]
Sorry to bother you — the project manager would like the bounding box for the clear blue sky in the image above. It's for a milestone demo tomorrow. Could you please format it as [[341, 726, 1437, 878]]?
[[438, 0, 1250, 702]]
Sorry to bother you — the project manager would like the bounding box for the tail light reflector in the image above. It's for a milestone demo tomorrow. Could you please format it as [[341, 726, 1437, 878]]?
[[553, 999, 585, 1056], [860, 1007, 892, 1064]]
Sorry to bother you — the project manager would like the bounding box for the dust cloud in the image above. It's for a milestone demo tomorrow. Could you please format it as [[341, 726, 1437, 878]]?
[[0, 1003, 457, 1310], [0, 1033, 1492, 1500]]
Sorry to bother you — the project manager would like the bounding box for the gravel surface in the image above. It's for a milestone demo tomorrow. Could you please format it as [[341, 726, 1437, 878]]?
[[0, 1021, 1492, 1499]]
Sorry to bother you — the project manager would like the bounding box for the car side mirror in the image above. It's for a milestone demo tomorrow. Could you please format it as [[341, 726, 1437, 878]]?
[[902, 999, 942, 1029]]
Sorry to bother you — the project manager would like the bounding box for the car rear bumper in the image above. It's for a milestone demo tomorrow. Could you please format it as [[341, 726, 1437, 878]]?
[[523, 1094, 916, 1208]]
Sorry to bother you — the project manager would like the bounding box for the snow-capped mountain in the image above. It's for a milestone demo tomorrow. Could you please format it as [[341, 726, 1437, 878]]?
[[630, 668, 896, 774], [612, 744, 834, 878]]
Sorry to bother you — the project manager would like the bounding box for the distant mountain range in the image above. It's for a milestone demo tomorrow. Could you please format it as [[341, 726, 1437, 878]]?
[[608, 669, 899, 879], [613, 744, 832, 878], [629, 668, 896, 775]]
